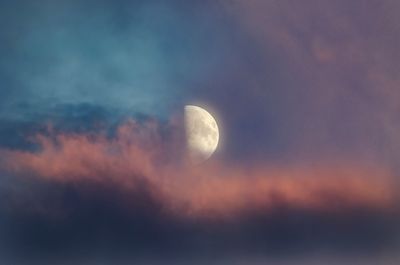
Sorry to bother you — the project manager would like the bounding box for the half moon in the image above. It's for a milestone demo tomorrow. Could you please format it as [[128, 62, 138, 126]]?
[[184, 105, 219, 164]]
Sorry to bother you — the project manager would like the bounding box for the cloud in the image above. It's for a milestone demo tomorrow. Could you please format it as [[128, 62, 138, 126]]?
[[1, 119, 396, 218], [0, 0, 232, 120], [216, 0, 400, 166], [0, 119, 398, 263]]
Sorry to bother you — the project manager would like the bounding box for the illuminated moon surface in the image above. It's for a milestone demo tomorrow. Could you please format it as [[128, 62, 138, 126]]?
[[184, 105, 219, 164]]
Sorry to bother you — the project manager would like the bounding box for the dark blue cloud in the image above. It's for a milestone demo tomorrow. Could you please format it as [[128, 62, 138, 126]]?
[[0, 177, 397, 264]]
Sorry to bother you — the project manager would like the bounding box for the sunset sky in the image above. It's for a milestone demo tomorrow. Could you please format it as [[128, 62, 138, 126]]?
[[0, 0, 399, 264]]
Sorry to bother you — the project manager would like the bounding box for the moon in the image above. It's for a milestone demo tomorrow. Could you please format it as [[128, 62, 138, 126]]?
[[184, 105, 219, 164]]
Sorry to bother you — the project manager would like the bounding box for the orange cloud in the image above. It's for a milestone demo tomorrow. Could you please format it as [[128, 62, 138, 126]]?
[[1, 120, 396, 218]]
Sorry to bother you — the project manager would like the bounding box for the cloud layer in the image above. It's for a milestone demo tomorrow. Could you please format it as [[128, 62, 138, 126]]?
[[1, 120, 396, 218]]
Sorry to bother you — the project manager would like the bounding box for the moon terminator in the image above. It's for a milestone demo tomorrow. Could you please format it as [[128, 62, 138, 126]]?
[[184, 105, 219, 164]]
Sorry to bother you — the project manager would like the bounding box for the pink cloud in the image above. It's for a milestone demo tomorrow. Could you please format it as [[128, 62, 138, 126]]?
[[1, 120, 396, 219]]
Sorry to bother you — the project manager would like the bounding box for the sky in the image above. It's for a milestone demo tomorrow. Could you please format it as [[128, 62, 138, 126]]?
[[0, 0, 400, 264]]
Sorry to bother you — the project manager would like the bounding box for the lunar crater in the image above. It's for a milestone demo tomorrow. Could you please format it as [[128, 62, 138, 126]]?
[[184, 105, 219, 164]]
